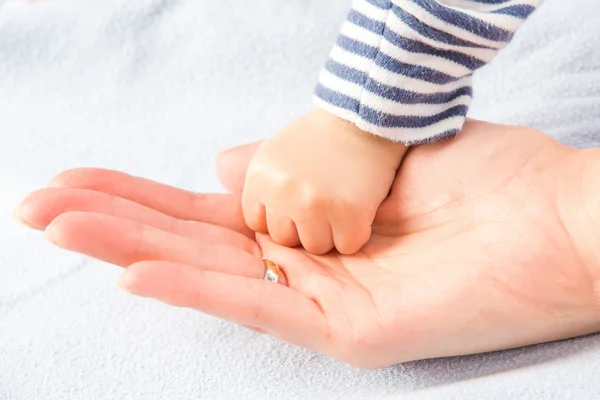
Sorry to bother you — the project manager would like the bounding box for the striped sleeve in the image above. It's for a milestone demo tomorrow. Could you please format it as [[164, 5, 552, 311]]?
[[313, 0, 544, 144]]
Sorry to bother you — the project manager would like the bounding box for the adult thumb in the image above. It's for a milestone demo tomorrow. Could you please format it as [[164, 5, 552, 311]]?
[[217, 141, 262, 194]]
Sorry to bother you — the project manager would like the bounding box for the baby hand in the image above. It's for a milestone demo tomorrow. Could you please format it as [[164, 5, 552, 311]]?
[[242, 109, 407, 255]]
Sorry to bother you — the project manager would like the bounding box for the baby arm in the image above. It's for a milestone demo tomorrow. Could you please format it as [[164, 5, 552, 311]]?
[[315, 0, 545, 143], [243, 0, 544, 255]]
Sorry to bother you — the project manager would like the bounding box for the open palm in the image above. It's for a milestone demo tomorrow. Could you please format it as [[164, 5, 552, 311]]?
[[17, 120, 600, 369]]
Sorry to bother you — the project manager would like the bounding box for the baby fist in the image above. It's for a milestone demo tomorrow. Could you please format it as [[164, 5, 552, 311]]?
[[242, 109, 407, 255]]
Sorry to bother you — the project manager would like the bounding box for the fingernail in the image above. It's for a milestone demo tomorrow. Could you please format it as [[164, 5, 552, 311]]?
[[12, 204, 22, 221], [43, 229, 58, 245], [117, 278, 131, 292], [12, 204, 33, 228], [47, 176, 63, 187], [118, 273, 146, 297], [117, 277, 136, 295]]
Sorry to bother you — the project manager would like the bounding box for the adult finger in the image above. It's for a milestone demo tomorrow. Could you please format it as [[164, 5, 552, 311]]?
[[49, 168, 252, 237], [120, 260, 329, 353], [16, 188, 258, 255], [217, 141, 262, 194], [45, 212, 278, 281]]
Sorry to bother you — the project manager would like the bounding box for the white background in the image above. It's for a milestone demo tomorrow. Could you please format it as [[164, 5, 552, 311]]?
[[1, 0, 600, 398]]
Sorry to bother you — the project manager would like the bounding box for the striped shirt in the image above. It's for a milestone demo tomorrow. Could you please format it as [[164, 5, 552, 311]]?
[[314, 0, 544, 144]]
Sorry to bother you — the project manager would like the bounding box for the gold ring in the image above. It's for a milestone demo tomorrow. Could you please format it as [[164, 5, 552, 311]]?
[[262, 259, 280, 283]]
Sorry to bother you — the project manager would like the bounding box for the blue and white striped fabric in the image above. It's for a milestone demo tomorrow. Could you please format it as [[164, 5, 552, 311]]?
[[314, 0, 544, 144]]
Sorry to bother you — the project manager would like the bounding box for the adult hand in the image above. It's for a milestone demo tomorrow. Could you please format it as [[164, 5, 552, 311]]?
[[15, 120, 600, 369]]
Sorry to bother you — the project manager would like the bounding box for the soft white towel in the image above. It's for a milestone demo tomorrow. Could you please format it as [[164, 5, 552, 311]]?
[[1, 0, 600, 399]]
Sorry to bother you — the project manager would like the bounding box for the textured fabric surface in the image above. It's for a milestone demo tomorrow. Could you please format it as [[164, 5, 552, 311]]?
[[1, 0, 599, 399]]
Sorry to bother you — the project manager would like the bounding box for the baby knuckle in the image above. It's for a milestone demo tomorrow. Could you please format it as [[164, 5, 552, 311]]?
[[246, 159, 269, 176], [273, 173, 296, 192], [299, 186, 328, 209]]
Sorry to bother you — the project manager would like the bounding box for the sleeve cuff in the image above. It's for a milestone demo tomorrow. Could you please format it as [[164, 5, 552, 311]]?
[[313, 0, 538, 144]]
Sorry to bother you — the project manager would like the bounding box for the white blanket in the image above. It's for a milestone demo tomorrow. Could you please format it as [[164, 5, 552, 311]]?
[[2, 0, 600, 398]]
